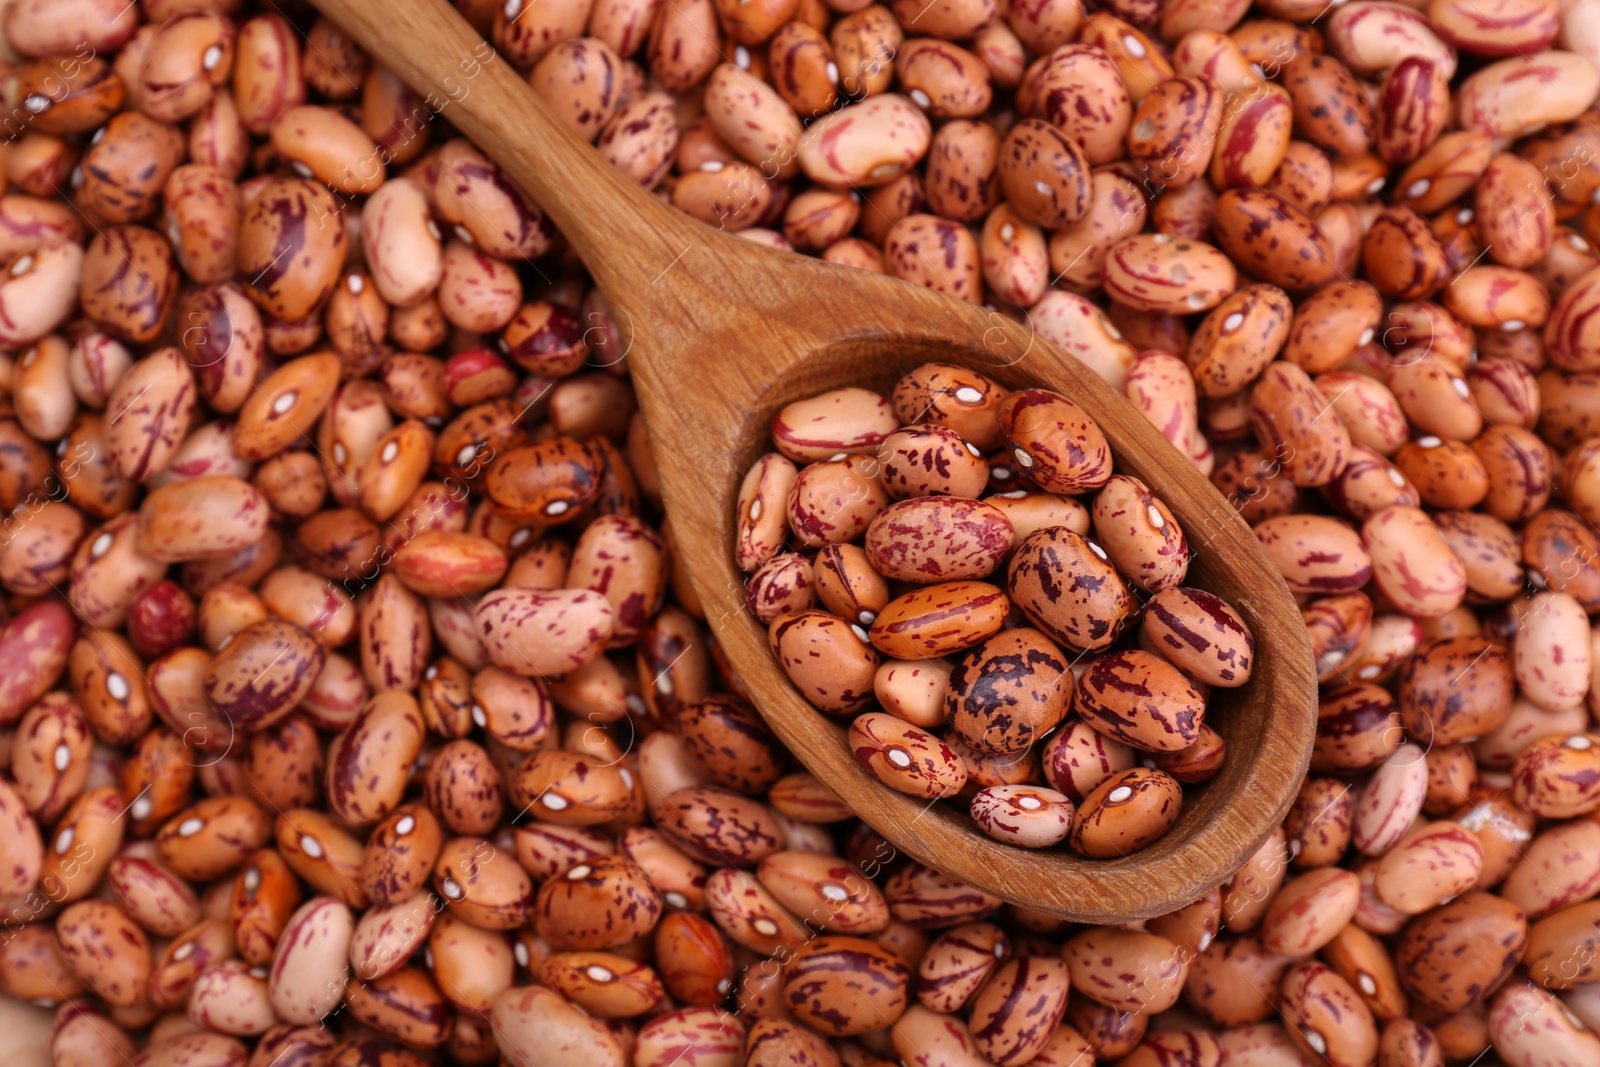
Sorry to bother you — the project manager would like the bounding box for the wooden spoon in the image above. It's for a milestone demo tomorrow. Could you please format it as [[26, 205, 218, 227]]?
[[312, 0, 1317, 921]]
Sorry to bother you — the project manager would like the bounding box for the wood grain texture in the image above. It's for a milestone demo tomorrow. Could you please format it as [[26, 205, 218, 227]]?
[[313, 0, 1320, 921]]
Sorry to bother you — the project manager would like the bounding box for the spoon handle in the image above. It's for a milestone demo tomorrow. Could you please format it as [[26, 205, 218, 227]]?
[[311, 0, 704, 293]]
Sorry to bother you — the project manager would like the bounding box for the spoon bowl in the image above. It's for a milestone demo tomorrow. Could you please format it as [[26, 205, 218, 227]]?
[[313, 0, 1318, 921]]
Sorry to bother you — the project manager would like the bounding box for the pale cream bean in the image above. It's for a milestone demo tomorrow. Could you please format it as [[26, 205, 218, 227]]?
[[1372, 821, 1483, 915], [1353, 745, 1429, 856], [964, 204, 1038, 313], [1028, 291, 1139, 391], [702, 63, 802, 179], [135, 477, 269, 563], [0, 241, 82, 348], [1362, 506, 1467, 618], [11, 334, 76, 442], [1324, 2, 1455, 78], [362, 178, 443, 308], [476, 587, 615, 678], [797, 94, 931, 189], [1514, 592, 1592, 712], [1456, 52, 1600, 139], [267, 897, 354, 1025]]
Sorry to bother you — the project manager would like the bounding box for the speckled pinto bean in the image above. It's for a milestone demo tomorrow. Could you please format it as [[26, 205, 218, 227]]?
[[781, 935, 910, 1036], [1074, 650, 1207, 754], [1142, 587, 1254, 687], [968, 785, 1074, 848], [868, 581, 1010, 659], [1038, 717, 1133, 805], [1398, 636, 1513, 745], [54, 899, 151, 1006], [1372, 821, 1483, 916], [964, 955, 1071, 1065], [734, 453, 798, 572], [11, 0, 1600, 1055], [1362, 506, 1467, 619], [1069, 767, 1184, 857], [943, 626, 1072, 755], [1104, 234, 1237, 315], [203, 618, 324, 731], [1513, 592, 1592, 712], [1005, 527, 1132, 657], [475, 587, 615, 677], [1511, 732, 1600, 818], [787, 452, 890, 548], [136, 476, 269, 562], [1397, 890, 1528, 1015], [1353, 744, 1429, 857], [1248, 362, 1352, 488], [863, 496, 1014, 582], [875, 424, 989, 500], [0, 599, 76, 727], [1063, 925, 1189, 1014], [1253, 514, 1372, 595], [851, 710, 968, 798], [1279, 960, 1379, 1067], [915, 921, 1008, 1011], [770, 609, 879, 713], [266, 896, 353, 1025], [797, 94, 931, 189], [1212, 188, 1338, 291], [997, 118, 1091, 229], [996, 389, 1110, 495], [772, 387, 898, 462], [1090, 476, 1188, 593]]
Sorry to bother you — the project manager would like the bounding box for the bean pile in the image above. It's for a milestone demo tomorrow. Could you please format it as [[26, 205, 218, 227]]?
[[740, 377, 1256, 855], [0, 0, 1596, 1065]]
